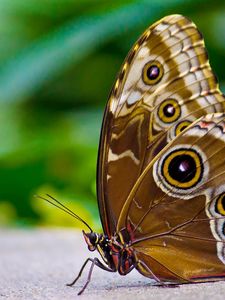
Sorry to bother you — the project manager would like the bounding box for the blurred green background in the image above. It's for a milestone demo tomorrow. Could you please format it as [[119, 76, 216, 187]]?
[[0, 0, 225, 230]]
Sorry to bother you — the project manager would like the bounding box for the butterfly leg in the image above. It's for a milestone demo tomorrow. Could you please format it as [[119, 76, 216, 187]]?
[[67, 257, 114, 295], [137, 260, 184, 287], [137, 260, 162, 283]]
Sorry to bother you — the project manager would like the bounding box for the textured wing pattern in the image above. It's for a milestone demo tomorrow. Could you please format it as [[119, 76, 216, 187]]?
[[97, 14, 225, 237], [117, 114, 225, 281]]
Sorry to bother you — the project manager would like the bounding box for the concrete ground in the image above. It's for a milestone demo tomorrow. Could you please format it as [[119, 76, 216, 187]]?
[[1, 229, 225, 300]]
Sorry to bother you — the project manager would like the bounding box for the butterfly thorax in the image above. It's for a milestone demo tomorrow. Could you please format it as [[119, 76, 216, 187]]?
[[82, 230, 135, 275]]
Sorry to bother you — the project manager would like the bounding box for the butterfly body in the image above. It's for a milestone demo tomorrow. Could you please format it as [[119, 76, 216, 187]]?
[[62, 14, 225, 294], [83, 231, 136, 276]]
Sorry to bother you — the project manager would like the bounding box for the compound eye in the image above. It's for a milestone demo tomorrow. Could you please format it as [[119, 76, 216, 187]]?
[[215, 193, 225, 216], [175, 120, 192, 136], [158, 99, 181, 123], [89, 232, 97, 245], [142, 61, 163, 85], [162, 148, 203, 189], [83, 232, 97, 251]]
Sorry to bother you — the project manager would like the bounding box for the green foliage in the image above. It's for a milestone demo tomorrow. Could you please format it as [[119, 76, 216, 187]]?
[[0, 0, 225, 229]]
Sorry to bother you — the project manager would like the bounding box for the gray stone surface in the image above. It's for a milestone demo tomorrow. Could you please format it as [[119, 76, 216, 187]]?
[[0, 229, 225, 299]]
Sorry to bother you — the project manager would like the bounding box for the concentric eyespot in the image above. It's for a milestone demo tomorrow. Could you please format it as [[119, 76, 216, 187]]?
[[142, 61, 163, 85], [161, 148, 203, 189], [215, 193, 225, 216], [158, 99, 181, 123], [175, 120, 192, 136], [207, 190, 225, 264]]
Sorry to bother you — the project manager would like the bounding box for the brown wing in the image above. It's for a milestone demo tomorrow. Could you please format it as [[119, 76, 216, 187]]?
[[117, 114, 225, 281], [97, 14, 225, 236]]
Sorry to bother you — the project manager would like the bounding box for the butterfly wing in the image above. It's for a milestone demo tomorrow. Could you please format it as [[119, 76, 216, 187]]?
[[117, 113, 225, 281], [97, 14, 225, 236]]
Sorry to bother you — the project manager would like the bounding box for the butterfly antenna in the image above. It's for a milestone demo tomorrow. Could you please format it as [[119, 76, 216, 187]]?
[[35, 194, 93, 232]]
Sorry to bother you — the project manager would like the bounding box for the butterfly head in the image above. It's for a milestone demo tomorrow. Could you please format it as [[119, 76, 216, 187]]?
[[82, 230, 100, 251]]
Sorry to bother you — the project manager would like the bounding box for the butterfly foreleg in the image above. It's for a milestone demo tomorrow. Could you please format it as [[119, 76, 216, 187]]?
[[67, 257, 114, 295]]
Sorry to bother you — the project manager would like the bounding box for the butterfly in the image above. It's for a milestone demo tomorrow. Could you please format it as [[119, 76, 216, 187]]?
[[42, 14, 225, 295]]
